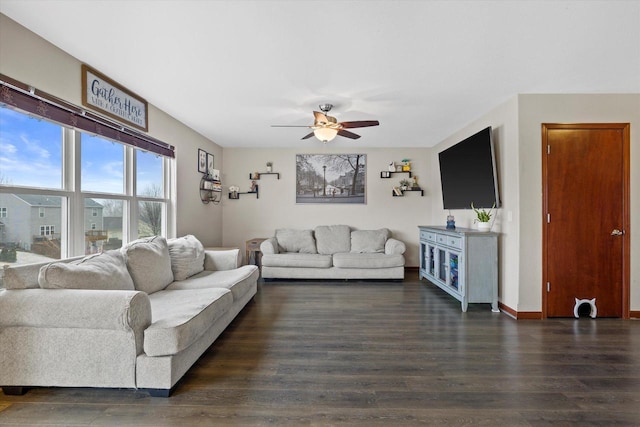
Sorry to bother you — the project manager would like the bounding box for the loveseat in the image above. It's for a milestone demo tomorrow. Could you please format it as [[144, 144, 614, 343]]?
[[260, 225, 406, 280], [0, 235, 258, 397]]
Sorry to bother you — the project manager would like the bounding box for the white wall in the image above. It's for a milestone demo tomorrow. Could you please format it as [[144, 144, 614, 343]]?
[[221, 147, 432, 266], [0, 14, 224, 246], [517, 94, 640, 313], [430, 97, 521, 311], [430, 93, 640, 314]]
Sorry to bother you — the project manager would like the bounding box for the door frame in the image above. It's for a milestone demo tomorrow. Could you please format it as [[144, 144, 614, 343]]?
[[541, 123, 630, 319]]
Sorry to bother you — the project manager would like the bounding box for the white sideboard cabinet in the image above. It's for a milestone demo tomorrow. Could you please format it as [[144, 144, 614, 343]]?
[[418, 226, 499, 312]]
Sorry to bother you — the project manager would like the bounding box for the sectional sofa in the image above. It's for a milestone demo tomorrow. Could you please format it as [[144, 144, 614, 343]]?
[[0, 235, 258, 397], [260, 225, 406, 279]]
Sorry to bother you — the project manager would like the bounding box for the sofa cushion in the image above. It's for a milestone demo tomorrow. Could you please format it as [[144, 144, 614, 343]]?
[[123, 236, 174, 294], [2, 256, 84, 290], [167, 235, 205, 280], [166, 265, 259, 302], [275, 229, 317, 254], [351, 229, 390, 253], [145, 287, 233, 357], [38, 250, 135, 290], [332, 252, 405, 269], [314, 225, 351, 254], [261, 253, 333, 268]]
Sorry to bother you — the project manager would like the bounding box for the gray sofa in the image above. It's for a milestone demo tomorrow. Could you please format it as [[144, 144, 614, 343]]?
[[0, 235, 258, 397], [260, 225, 406, 280]]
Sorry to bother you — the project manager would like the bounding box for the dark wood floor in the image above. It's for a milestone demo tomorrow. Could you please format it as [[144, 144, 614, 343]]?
[[2, 271, 640, 426]]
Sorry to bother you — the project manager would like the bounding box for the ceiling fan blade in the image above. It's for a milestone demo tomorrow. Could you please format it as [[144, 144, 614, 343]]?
[[338, 129, 361, 139], [301, 132, 315, 140], [313, 111, 329, 123], [339, 120, 380, 129]]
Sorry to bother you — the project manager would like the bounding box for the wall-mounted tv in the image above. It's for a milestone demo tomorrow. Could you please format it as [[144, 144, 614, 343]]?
[[438, 126, 500, 210]]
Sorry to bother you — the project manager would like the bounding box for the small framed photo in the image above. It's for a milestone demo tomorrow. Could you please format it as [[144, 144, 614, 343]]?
[[207, 153, 214, 174], [209, 169, 220, 181], [198, 149, 207, 173]]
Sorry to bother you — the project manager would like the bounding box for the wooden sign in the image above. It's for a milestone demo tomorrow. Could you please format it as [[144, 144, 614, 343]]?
[[81, 64, 148, 131]]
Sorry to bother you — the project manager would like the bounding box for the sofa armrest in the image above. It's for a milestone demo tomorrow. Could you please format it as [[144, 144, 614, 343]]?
[[0, 288, 151, 332], [203, 248, 242, 270], [260, 237, 279, 254], [385, 238, 406, 255]]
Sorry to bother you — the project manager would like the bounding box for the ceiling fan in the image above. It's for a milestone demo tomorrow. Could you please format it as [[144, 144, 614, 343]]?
[[271, 104, 379, 142]]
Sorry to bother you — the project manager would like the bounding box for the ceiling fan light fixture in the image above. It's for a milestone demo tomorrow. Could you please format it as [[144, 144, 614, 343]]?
[[313, 127, 338, 143]]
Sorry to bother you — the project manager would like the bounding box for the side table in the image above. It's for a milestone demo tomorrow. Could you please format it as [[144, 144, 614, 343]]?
[[246, 238, 267, 267]]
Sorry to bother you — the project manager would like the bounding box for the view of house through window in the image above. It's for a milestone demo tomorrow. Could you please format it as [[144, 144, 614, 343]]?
[[0, 105, 172, 285]]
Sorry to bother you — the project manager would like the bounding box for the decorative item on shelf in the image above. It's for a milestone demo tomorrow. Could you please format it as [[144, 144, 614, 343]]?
[[388, 161, 395, 172], [472, 202, 495, 232], [251, 172, 260, 180], [446, 213, 456, 229], [401, 158, 411, 171], [200, 174, 221, 204], [393, 187, 403, 196], [209, 168, 220, 181], [229, 185, 240, 199], [266, 162, 273, 173], [250, 180, 258, 192], [381, 171, 391, 178], [399, 178, 411, 191], [411, 176, 420, 189]]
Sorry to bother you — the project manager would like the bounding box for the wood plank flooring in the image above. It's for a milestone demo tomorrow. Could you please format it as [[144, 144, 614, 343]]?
[[1, 271, 640, 426]]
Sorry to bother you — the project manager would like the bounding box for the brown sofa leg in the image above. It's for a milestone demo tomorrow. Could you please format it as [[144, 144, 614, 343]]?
[[2, 386, 27, 395]]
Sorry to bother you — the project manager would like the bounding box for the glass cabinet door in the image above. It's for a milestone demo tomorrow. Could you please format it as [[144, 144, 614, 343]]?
[[438, 248, 447, 282], [428, 245, 436, 276], [449, 252, 459, 290]]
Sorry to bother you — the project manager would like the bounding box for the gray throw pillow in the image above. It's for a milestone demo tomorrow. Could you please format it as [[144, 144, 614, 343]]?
[[167, 235, 205, 280], [315, 225, 351, 254], [351, 229, 390, 253], [275, 229, 317, 254], [38, 250, 135, 290], [123, 236, 174, 294]]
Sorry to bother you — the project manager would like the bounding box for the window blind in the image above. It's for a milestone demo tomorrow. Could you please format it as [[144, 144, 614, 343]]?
[[0, 73, 174, 158]]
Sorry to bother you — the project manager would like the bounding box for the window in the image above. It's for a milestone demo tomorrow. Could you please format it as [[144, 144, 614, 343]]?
[[0, 108, 63, 189], [0, 103, 174, 267], [81, 134, 124, 194], [40, 225, 55, 236]]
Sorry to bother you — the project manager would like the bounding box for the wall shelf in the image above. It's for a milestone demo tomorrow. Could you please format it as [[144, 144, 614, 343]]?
[[392, 188, 424, 197], [200, 176, 222, 204], [380, 171, 412, 178], [250, 172, 280, 180], [229, 190, 259, 200]]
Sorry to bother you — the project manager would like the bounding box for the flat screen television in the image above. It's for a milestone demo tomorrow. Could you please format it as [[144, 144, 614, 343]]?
[[438, 126, 500, 210]]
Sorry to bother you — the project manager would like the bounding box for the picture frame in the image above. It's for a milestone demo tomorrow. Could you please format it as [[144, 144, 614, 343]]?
[[295, 154, 366, 204], [207, 153, 214, 174], [198, 149, 207, 173], [209, 169, 220, 181]]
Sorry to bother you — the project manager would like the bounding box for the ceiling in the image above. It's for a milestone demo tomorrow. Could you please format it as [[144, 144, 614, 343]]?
[[1, 1, 639, 148]]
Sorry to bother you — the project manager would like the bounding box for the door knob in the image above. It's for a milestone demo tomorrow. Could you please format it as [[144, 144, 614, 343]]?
[[611, 229, 623, 236]]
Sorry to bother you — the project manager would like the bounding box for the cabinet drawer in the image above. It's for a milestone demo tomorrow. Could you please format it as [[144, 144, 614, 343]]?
[[437, 234, 462, 250], [421, 230, 436, 242]]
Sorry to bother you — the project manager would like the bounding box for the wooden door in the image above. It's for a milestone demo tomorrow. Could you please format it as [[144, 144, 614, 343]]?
[[542, 123, 629, 318]]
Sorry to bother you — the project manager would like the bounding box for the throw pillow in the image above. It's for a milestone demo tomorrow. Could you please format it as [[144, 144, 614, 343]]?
[[314, 225, 351, 254], [123, 236, 174, 294], [38, 250, 135, 290], [275, 229, 317, 254], [350, 229, 390, 253], [167, 235, 205, 280]]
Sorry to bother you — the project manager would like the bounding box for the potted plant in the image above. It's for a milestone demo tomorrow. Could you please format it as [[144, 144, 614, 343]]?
[[266, 162, 273, 173], [399, 178, 411, 191], [472, 202, 495, 231]]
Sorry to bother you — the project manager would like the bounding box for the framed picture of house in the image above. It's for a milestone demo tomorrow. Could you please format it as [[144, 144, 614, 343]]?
[[295, 154, 366, 204], [198, 149, 207, 173]]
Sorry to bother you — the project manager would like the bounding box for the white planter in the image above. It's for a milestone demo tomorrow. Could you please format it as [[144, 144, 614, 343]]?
[[476, 221, 491, 232]]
